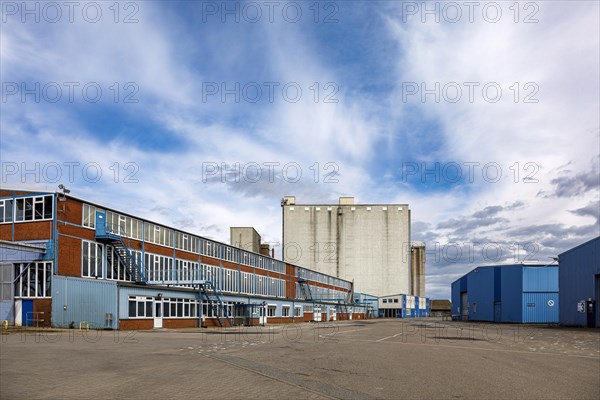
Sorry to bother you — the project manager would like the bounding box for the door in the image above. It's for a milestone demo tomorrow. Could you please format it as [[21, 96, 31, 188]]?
[[461, 292, 469, 320], [494, 302, 502, 322], [259, 305, 267, 325], [153, 300, 163, 328], [330, 307, 336, 321], [313, 307, 322, 322], [22, 299, 34, 326]]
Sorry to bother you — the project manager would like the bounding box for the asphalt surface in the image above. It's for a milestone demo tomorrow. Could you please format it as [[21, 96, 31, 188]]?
[[1, 318, 599, 399]]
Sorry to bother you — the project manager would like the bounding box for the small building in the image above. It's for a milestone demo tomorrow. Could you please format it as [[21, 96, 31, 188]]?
[[378, 293, 430, 318], [558, 236, 600, 328], [429, 300, 451, 317], [451, 263, 559, 323]]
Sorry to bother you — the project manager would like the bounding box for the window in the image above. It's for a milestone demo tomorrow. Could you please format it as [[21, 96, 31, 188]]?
[[294, 306, 302, 317], [394, 298, 399, 303], [383, 299, 388, 303], [162, 298, 199, 318], [144, 253, 174, 282], [0, 199, 13, 223], [106, 245, 134, 282], [128, 296, 154, 318], [82, 204, 98, 228], [14, 262, 52, 298], [82, 241, 103, 278], [282, 306, 290, 317], [303, 305, 313, 313], [267, 305, 276, 317], [11, 195, 53, 222]]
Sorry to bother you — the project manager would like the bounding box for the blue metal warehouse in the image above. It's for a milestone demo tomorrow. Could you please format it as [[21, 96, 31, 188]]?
[[451, 263, 559, 323], [558, 236, 600, 328]]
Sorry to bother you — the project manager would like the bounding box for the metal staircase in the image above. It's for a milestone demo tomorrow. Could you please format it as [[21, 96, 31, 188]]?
[[109, 237, 146, 284], [297, 277, 313, 300], [94, 212, 146, 284], [198, 281, 232, 327]]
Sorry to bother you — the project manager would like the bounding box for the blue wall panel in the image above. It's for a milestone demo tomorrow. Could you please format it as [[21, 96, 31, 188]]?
[[522, 292, 559, 323], [559, 237, 600, 326], [451, 278, 464, 316], [467, 267, 495, 321], [500, 266, 523, 322], [52, 276, 118, 329], [523, 266, 559, 292]]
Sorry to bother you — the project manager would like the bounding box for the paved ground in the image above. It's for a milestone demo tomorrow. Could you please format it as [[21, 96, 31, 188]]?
[[1, 318, 599, 399]]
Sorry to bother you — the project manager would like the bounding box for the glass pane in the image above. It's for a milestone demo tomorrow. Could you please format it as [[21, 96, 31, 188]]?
[[15, 199, 24, 221], [29, 266, 36, 297], [96, 245, 103, 278], [137, 302, 144, 317], [44, 196, 53, 219], [146, 301, 152, 317], [45, 265, 51, 297], [129, 301, 137, 317], [24, 198, 33, 220], [34, 199, 44, 219], [82, 242, 89, 276], [164, 302, 170, 317]]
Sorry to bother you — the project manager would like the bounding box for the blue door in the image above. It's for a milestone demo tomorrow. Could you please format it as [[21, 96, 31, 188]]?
[[22, 300, 33, 326], [494, 303, 502, 322]]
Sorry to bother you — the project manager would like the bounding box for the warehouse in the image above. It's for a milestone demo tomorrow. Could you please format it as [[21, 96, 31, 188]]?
[[0, 188, 369, 329], [451, 263, 559, 323], [378, 294, 430, 318], [558, 236, 600, 327]]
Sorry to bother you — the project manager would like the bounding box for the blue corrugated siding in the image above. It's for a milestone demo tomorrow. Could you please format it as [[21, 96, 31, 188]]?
[[451, 277, 466, 316], [52, 276, 118, 329], [523, 267, 559, 292], [559, 237, 600, 326], [494, 267, 501, 302], [467, 268, 495, 321], [522, 292, 559, 323], [500, 266, 523, 322]]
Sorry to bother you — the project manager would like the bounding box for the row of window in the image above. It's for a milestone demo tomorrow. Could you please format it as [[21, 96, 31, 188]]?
[[297, 267, 351, 291], [0, 195, 53, 223], [13, 262, 52, 298], [295, 283, 349, 301], [128, 296, 199, 319], [80, 203, 350, 291], [81, 241, 286, 297]]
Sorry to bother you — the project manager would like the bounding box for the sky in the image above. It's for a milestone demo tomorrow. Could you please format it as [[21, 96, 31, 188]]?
[[1, 1, 599, 299]]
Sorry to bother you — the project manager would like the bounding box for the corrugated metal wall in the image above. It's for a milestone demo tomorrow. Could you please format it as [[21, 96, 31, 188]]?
[[467, 267, 495, 321], [500, 266, 523, 322], [52, 276, 118, 329], [523, 266, 559, 292], [559, 237, 600, 327], [522, 292, 559, 323], [451, 278, 465, 316]]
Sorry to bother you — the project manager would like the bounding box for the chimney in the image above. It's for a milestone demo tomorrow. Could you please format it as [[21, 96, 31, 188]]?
[[260, 244, 271, 257]]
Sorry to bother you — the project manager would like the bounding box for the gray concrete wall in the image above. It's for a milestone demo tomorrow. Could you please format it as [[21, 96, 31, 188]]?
[[283, 202, 411, 297], [230, 227, 261, 254]]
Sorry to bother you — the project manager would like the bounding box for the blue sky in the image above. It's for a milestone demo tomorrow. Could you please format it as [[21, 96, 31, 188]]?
[[1, 1, 599, 299]]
